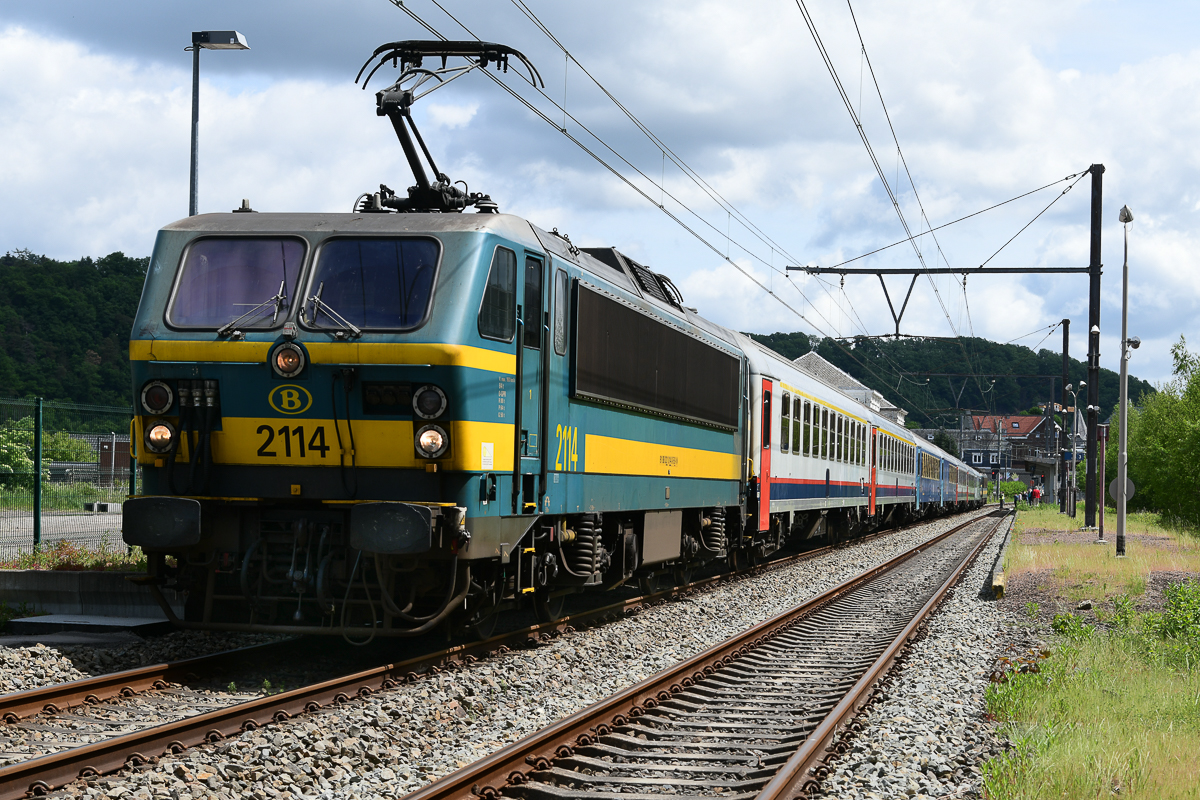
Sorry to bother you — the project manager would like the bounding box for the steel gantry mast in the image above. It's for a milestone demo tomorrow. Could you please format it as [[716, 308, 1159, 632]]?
[[788, 164, 1106, 525]]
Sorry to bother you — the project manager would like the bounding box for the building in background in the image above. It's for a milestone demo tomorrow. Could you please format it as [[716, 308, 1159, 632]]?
[[792, 352, 908, 426]]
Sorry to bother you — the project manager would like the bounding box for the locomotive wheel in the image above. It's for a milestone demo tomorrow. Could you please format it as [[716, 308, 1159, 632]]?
[[468, 609, 500, 640], [533, 590, 567, 623], [637, 572, 667, 595], [673, 563, 694, 586]]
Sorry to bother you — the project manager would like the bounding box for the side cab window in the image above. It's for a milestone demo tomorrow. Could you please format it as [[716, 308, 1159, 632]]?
[[478, 247, 517, 341]]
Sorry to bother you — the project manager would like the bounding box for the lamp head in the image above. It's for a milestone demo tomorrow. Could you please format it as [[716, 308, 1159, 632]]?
[[1079, 381, 1086, 389], [1091, 324, 1100, 335], [1065, 383, 1072, 391], [192, 31, 250, 50], [1129, 336, 1141, 350], [1119, 205, 1134, 224]]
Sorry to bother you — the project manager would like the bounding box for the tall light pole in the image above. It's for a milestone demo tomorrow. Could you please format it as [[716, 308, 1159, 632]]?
[[1117, 205, 1138, 557], [1065, 382, 1084, 517], [188, 31, 249, 216]]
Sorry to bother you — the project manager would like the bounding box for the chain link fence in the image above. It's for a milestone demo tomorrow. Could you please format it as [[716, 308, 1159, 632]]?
[[0, 397, 136, 559]]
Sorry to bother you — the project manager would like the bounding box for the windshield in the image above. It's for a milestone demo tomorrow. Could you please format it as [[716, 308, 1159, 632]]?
[[168, 238, 305, 329], [304, 238, 440, 331]]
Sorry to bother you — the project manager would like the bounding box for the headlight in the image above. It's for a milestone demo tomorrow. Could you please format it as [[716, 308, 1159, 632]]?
[[144, 420, 177, 454], [271, 343, 306, 378], [415, 424, 449, 458], [140, 380, 174, 415], [412, 384, 448, 419]]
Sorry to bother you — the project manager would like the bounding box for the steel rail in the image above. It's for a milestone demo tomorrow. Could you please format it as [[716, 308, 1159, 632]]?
[[1, 505, 990, 727], [0, 507, 991, 799], [392, 510, 1003, 800], [0, 641, 291, 724], [759, 511, 1009, 799]]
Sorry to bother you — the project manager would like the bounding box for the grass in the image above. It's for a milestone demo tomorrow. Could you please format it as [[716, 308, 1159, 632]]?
[[0, 481, 129, 512], [1004, 506, 1200, 607], [0, 538, 147, 571], [0, 599, 43, 630], [983, 507, 1200, 798], [984, 596, 1200, 799]]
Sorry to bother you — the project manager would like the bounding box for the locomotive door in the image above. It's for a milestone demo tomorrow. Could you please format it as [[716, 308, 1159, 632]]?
[[869, 427, 877, 516], [514, 253, 546, 514]]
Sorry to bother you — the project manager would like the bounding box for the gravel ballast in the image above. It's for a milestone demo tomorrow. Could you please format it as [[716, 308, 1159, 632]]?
[[0, 631, 283, 695], [2, 510, 1009, 800], [809, 514, 1022, 800]]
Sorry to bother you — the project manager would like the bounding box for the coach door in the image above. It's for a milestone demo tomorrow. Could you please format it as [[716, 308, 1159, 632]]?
[[869, 427, 877, 515], [514, 253, 546, 514], [758, 378, 772, 531]]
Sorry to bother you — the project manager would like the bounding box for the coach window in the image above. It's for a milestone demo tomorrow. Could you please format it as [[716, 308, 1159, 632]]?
[[478, 247, 517, 341], [553, 269, 568, 355], [762, 390, 772, 449], [820, 408, 829, 459], [523, 256, 543, 349], [802, 401, 811, 456], [792, 396, 802, 453], [837, 416, 844, 462], [780, 392, 791, 453]]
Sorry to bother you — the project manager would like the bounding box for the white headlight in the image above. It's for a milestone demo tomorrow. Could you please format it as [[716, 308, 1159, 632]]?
[[145, 421, 177, 454], [415, 424, 449, 458]]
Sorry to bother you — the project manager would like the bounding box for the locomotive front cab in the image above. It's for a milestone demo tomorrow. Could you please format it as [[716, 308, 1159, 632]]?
[[124, 213, 545, 636]]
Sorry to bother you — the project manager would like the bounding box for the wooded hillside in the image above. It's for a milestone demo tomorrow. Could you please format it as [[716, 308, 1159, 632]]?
[[0, 250, 147, 407], [0, 248, 1156, 422], [748, 331, 1154, 427]]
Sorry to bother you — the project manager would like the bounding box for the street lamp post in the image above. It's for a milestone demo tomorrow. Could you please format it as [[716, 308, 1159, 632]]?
[[1065, 382, 1084, 517], [1117, 205, 1138, 558], [187, 31, 250, 216]]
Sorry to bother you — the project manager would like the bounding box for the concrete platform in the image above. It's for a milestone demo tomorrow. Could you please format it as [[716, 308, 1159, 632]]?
[[4, 614, 173, 637], [0, 569, 185, 618], [0, 628, 150, 648]]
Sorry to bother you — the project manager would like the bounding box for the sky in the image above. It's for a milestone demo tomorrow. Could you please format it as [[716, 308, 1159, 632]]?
[[1, 0, 1197, 397]]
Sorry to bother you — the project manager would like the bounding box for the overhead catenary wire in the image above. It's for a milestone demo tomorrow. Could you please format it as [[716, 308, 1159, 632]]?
[[797, 0, 1006, 408], [395, 1, 830, 319], [384, 0, 948, 423]]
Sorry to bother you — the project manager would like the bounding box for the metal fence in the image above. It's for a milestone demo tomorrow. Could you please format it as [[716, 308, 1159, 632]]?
[[0, 397, 136, 559]]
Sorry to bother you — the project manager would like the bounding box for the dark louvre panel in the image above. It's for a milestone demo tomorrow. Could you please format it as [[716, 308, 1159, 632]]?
[[574, 285, 739, 428]]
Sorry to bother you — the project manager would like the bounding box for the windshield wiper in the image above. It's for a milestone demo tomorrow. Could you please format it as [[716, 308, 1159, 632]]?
[[217, 280, 288, 337], [305, 282, 362, 339]]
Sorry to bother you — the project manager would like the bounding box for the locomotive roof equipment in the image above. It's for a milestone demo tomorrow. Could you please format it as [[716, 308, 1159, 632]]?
[[354, 40, 543, 214]]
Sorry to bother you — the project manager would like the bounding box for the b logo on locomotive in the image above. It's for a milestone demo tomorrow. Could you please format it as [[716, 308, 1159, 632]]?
[[268, 385, 313, 415]]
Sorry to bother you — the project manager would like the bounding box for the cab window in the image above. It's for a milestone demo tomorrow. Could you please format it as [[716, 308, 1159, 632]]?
[[169, 237, 305, 330], [478, 247, 517, 341], [306, 237, 439, 331]]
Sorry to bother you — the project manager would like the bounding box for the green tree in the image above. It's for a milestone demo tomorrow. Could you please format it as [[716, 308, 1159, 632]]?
[[0, 250, 147, 406], [1106, 336, 1200, 527], [0, 425, 37, 489], [932, 428, 959, 458]]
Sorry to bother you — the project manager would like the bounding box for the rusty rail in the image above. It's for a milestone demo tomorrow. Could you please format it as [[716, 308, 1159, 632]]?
[[0, 507, 992, 799], [395, 511, 1003, 800]]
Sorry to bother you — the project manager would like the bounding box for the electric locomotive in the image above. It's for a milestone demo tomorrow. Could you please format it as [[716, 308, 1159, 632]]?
[[122, 41, 983, 638]]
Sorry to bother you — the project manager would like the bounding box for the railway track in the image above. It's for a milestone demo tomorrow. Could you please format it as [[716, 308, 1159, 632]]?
[[396, 509, 1007, 800], [0, 508, 996, 799]]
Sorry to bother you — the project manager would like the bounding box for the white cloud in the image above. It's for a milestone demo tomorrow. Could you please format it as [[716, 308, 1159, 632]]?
[[2, 0, 1200, 386], [425, 102, 480, 130]]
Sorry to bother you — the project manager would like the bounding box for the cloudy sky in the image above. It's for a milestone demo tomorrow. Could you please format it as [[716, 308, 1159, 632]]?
[[1, 0, 1196, 390]]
